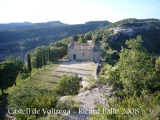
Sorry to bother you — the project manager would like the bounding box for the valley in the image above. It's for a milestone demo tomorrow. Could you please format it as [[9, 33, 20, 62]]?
[[0, 21, 110, 61]]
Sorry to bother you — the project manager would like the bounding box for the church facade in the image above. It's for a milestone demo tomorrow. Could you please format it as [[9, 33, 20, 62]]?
[[68, 41, 101, 63]]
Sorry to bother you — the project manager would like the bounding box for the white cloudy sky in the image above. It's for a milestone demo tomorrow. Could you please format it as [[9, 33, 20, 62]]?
[[0, 0, 159, 24]]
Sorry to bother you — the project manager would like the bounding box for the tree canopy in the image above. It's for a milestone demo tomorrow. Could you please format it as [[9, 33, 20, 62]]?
[[0, 57, 22, 94], [56, 74, 82, 96]]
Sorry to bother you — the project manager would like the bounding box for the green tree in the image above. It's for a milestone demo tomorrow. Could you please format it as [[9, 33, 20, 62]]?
[[80, 34, 86, 43], [42, 51, 46, 69], [27, 54, 32, 79], [56, 74, 82, 96], [95, 36, 160, 120], [7, 86, 57, 119], [48, 47, 51, 65], [155, 57, 160, 73], [35, 56, 41, 70], [6, 56, 23, 86], [0, 61, 19, 95], [72, 35, 79, 41], [84, 33, 92, 40], [115, 36, 159, 96], [31, 47, 44, 68]]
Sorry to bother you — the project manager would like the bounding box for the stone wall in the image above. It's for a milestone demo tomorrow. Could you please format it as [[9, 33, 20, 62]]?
[[93, 52, 101, 63], [68, 48, 94, 61]]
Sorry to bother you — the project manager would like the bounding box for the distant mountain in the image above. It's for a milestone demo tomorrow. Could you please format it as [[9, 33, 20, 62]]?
[[0, 21, 68, 31], [85, 21, 111, 26], [0, 22, 33, 31], [0, 21, 111, 56], [33, 21, 68, 28]]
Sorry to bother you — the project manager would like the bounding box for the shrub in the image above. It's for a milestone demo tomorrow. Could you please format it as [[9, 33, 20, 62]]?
[[57, 96, 80, 111], [7, 86, 57, 119], [90, 91, 160, 120], [55, 74, 82, 96]]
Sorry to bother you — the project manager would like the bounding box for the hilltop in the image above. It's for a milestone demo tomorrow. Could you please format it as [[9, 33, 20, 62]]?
[[0, 21, 67, 31], [82, 18, 160, 54]]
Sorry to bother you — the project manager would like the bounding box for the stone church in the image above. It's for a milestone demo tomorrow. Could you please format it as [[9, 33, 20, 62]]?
[[68, 40, 101, 63]]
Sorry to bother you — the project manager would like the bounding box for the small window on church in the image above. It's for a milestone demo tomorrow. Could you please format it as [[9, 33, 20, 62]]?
[[83, 53, 84, 56]]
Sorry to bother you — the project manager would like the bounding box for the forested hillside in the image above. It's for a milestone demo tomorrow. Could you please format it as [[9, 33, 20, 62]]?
[[0, 21, 110, 54], [74, 18, 160, 55], [90, 36, 160, 120], [104, 18, 160, 53]]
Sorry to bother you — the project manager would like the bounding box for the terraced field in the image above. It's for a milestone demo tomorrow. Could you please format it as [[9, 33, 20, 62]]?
[[22, 60, 97, 91]]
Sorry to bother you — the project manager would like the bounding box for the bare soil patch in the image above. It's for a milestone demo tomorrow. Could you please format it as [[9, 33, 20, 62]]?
[[53, 60, 98, 87]]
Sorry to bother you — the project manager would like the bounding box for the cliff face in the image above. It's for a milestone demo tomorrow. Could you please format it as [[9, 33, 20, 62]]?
[[110, 24, 151, 37]]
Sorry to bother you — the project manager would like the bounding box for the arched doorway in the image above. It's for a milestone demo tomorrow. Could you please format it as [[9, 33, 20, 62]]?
[[73, 54, 76, 60]]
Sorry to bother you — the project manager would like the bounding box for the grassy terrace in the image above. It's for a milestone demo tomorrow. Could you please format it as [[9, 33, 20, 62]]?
[[0, 59, 97, 114], [0, 60, 97, 97], [0, 62, 60, 97]]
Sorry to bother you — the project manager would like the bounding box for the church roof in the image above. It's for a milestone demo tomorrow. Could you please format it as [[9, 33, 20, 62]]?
[[69, 42, 94, 49]]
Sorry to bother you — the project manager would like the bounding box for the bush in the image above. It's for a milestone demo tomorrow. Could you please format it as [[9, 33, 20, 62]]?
[[155, 57, 160, 73], [110, 50, 119, 60], [57, 96, 80, 111], [7, 86, 57, 119], [90, 92, 160, 120], [39, 114, 60, 120], [20, 66, 30, 79], [94, 36, 160, 119], [55, 74, 82, 96], [105, 36, 160, 97]]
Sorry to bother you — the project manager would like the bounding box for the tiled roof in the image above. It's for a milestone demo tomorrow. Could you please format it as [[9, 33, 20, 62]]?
[[70, 43, 94, 49]]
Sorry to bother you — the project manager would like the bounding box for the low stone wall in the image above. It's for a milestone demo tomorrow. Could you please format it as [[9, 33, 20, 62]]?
[[95, 63, 99, 76]]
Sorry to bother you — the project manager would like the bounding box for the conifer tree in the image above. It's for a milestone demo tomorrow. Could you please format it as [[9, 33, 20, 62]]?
[[27, 54, 32, 79], [35, 56, 40, 70], [42, 52, 46, 69], [48, 47, 51, 65]]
